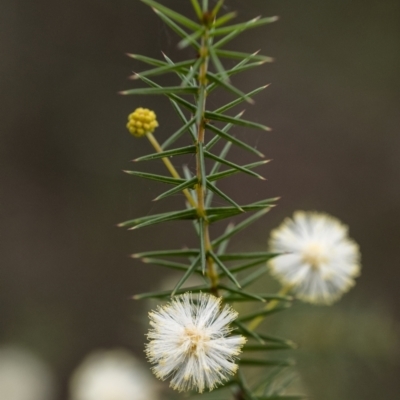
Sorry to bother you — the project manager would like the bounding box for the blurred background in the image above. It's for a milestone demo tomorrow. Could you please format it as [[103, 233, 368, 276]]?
[[0, 0, 399, 398]]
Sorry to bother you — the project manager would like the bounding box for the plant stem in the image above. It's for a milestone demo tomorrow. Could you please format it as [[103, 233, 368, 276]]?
[[146, 132, 197, 208], [247, 285, 292, 331], [196, 12, 219, 295]]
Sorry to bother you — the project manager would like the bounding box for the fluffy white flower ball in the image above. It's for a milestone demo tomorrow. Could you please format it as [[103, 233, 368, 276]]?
[[146, 292, 246, 393], [69, 349, 159, 400], [269, 211, 361, 305], [0, 346, 56, 400]]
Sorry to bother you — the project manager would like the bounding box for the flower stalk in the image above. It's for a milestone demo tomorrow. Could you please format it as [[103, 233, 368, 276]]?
[[195, 14, 219, 294]]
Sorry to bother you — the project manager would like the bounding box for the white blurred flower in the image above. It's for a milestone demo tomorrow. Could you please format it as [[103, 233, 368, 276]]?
[[146, 292, 246, 393], [269, 211, 361, 305], [0, 346, 56, 400], [69, 349, 159, 400]]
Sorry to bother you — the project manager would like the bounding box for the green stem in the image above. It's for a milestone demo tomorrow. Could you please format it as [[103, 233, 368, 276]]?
[[196, 9, 219, 295], [247, 285, 293, 331]]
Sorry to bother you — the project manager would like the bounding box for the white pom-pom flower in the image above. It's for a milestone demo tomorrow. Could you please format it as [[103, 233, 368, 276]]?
[[269, 211, 361, 305], [0, 346, 56, 400], [69, 349, 159, 400], [146, 292, 246, 393]]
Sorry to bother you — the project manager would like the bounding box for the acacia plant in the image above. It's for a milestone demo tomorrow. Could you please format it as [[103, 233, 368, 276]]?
[[118, 1, 360, 399]]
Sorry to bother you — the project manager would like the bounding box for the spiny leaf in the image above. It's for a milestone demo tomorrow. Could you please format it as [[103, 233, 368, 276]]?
[[209, 46, 229, 81], [204, 150, 265, 180], [219, 284, 266, 302], [212, 208, 272, 246], [206, 72, 253, 103], [214, 85, 269, 114], [208, 161, 269, 182], [196, 85, 206, 126], [178, 28, 205, 49], [133, 74, 197, 112], [141, 257, 200, 273], [153, 8, 200, 50], [217, 223, 234, 255], [118, 210, 180, 228], [205, 141, 232, 208], [129, 59, 195, 79], [227, 258, 273, 274], [243, 343, 296, 351], [180, 57, 202, 86], [205, 123, 265, 157], [224, 293, 293, 302], [234, 320, 265, 345], [211, 0, 224, 17], [190, 0, 203, 20], [240, 266, 269, 288], [214, 11, 237, 27], [207, 58, 263, 93], [268, 373, 299, 398], [213, 16, 279, 39], [169, 100, 197, 142], [215, 49, 274, 63], [206, 180, 244, 212], [252, 368, 290, 396], [154, 177, 197, 201], [131, 249, 199, 258], [204, 110, 271, 131], [205, 201, 275, 223], [219, 251, 279, 261], [120, 85, 198, 96], [258, 333, 297, 347], [133, 145, 196, 162], [198, 218, 207, 274], [161, 118, 197, 149], [162, 52, 192, 83], [126, 53, 165, 67], [197, 143, 207, 194], [238, 304, 291, 323], [209, 251, 241, 288], [123, 171, 184, 185], [237, 369, 257, 400], [133, 284, 209, 300], [205, 113, 242, 152], [239, 359, 294, 367], [141, 0, 201, 31], [129, 209, 198, 230], [171, 255, 201, 296]]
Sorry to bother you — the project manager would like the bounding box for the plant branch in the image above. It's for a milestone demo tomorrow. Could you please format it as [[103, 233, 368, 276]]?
[[146, 132, 197, 208]]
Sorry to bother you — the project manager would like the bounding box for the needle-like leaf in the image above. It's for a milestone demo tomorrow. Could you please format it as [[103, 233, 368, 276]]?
[[121, 85, 198, 96], [161, 118, 197, 150], [205, 110, 271, 131], [204, 150, 265, 180], [133, 145, 196, 162], [171, 255, 201, 296], [152, 9, 201, 50], [205, 123, 265, 157], [141, 0, 201, 31], [123, 171, 184, 185], [154, 177, 198, 201], [131, 249, 199, 259], [209, 251, 241, 288]]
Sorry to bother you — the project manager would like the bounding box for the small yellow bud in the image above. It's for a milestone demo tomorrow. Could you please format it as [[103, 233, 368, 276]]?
[[127, 107, 158, 138]]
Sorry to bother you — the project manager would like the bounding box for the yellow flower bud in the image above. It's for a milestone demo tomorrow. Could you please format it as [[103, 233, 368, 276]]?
[[127, 108, 158, 137]]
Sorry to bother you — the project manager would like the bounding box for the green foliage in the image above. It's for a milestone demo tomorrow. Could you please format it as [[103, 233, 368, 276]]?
[[120, 0, 304, 398]]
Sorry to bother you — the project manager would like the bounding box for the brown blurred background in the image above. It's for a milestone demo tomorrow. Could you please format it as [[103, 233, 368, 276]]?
[[0, 0, 399, 399]]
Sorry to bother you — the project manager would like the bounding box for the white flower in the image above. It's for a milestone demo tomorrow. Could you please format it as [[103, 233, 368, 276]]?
[[69, 349, 159, 400], [0, 346, 56, 400], [269, 211, 361, 305], [146, 292, 246, 393]]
